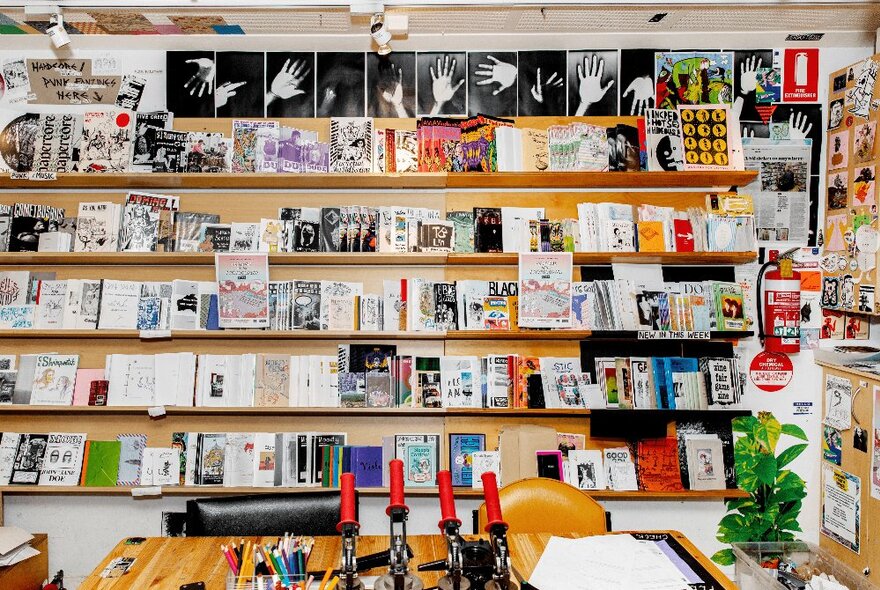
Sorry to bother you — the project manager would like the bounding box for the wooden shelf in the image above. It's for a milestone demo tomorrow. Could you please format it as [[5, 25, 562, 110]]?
[[0, 329, 753, 341], [0, 252, 448, 266], [1, 173, 447, 190], [449, 252, 757, 266], [0, 251, 756, 266], [1, 170, 757, 191], [0, 406, 591, 418], [445, 170, 758, 189], [0, 485, 748, 500]]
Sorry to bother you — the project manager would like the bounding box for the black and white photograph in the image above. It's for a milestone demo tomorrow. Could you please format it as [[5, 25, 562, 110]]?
[[567, 50, 618, 116], [266, 52, 315, 118], [215, 51, 265, 118], [468, 51, 517, 117], [166, 50, 216, 118], [517, 50, 566, 116], [771, 103, 823, 175], [367, 52, 416, 118], [417, 51, 466, 116], [740, 121, 770, 139], [733, 50, 774, 123], [316, 52, 366, 117], [619, 49, 662, 116]]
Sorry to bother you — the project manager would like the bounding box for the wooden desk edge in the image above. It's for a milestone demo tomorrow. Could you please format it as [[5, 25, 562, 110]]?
[[79, 531, 735, 590]]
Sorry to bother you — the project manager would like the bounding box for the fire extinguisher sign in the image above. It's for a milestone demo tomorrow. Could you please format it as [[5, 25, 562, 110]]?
[[749, 351, 794, 392], [783, 48, 819, 102]]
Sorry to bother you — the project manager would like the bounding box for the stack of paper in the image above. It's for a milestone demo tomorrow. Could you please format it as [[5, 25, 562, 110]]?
[[0, 526, 39, 567], [529, 534, 693, 590]]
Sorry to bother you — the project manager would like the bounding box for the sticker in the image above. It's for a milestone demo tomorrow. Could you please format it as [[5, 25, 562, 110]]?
[[854, 427, 868, 453], [841, 275, 856, 309], [858, 284, 875, 313], [749, 351, 793, 392], [820, 254, 840, 272], [849, 259, 859, 272], [844, 229, 855, 244], [822, 276, 840, 307], [856, 224, 879, 253], [838, 257, 848, 270], [823, 425, 843, 465]]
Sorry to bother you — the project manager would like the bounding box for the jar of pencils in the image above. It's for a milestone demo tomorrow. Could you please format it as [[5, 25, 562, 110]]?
[[226, 571, 310, 590]]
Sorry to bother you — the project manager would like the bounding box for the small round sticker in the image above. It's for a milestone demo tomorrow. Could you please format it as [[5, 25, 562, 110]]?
[[838, 257, 849, 270], [850, 258, 859, 271], [844, 230, 855, 244]]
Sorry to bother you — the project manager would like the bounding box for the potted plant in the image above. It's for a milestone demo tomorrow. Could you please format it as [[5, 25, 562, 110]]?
[[712, 411, 809, 565]]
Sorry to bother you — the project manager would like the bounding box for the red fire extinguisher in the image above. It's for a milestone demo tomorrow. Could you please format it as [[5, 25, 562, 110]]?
[[757, 250, 801, 353]]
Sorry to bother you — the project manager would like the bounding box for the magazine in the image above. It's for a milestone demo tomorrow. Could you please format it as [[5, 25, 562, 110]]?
[[518, 252, 573, 328]]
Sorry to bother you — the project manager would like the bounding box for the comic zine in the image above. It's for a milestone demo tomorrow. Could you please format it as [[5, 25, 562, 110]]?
[[518, 252, 573, 329], [215, 253, 270, 329]]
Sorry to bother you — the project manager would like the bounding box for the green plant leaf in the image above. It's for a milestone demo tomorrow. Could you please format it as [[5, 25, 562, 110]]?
[[732, 415, 758, 434], [755, 454, 778, 486], [725, 498, 758, 512], [781, 423, 808, 441], [776, 444, 808, 469], [711, 549, 736, 566], [770, 486, 807, 505], [756, 413, 782, 452]]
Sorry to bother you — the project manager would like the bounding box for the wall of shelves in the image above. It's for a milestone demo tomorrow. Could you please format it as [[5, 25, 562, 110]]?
[[0, 114, 755, 516]]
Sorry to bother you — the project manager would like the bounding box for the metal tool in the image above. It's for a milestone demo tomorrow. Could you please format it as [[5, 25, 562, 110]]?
[[374, 459, 424, 590]]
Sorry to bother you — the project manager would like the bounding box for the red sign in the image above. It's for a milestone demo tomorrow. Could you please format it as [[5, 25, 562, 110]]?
[[783, 48, 819, 102], [749, 351, 794, 392]]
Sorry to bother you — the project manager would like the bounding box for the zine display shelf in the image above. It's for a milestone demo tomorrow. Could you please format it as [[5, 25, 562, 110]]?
[[0, 115, 757, 512]]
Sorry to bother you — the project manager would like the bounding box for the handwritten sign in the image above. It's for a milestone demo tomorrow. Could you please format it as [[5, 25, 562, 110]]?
[[26, 58, 120, 106], [636, 331, 711, 340]]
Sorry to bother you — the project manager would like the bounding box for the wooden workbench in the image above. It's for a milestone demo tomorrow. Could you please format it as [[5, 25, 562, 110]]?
[[78, 532, 735, 589]]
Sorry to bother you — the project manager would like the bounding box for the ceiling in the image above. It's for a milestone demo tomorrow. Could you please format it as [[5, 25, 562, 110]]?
[[0, 3, 876, 36]]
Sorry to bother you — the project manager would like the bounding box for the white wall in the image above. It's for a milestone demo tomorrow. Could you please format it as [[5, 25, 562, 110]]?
[[0, 34, 874, 587]]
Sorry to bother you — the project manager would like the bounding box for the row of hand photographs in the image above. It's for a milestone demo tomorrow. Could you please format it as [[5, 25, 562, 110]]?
[[166, 48, 783, 122]]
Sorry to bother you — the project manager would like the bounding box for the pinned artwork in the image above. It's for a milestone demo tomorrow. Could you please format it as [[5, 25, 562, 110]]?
[[827, 171, 848, 210], [853, 166, 876, 206], [828, 130, 849, 171], [854, 121, 876, 162], [847, 57, 879, 119]]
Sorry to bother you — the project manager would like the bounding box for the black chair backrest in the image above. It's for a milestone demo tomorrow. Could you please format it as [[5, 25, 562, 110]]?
[[185, 491, 356, 537]]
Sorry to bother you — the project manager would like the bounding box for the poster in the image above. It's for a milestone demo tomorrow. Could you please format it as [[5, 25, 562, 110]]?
[[215, 253, 269, 329], [742, 139, 812, 244], [872, 385, 880, 499], [821, 464, 860, 554], [824, 374, 853, 431], [26, 58, 121, 106], [517, 252, 573, 329], [678, 105, 732, 170]]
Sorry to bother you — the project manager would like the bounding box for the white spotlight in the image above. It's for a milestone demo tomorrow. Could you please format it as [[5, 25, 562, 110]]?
[[370, 13, 392, 56]]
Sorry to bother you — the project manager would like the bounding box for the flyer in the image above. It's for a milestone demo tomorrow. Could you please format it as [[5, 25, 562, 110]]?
[[821, 464, 860, 554], [215, 253, 270, 329], [824, 374, 854, 431], [742, 138, 812, 244], [517, 252, 573, 329]]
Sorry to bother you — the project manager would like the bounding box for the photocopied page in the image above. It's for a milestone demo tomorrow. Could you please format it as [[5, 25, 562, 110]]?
[[529, 535, 692, 590]]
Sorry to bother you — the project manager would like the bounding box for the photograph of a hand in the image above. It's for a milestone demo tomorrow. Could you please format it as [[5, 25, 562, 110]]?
[[429, 55, 465, 115], [622, 75, 653, 115], [475, 55, 518, 95], [381, 63, 410, 118], [739, 55, 761, 95], [789, 111, 813, 140], [216, 81, 246, 109], [742, 126, 755, 139], [184, 58, 215, 97], [267, 59, 310, 105], [575, 54, 614, 116], [530, 68, 563, 104]]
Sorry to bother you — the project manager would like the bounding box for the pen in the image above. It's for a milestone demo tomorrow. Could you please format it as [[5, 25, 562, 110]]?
[[222, 544, 239, 576], [325, 576, 340, 590]]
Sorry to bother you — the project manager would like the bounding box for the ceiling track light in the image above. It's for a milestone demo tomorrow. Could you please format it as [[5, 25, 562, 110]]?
[[370, 12, 392, 56]]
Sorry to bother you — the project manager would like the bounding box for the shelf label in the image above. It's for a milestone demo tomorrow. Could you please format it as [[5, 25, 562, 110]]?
[[131, 486, 162, 497], [139, 329, 172, 340], [147, 406, 166, 418], [637, 331, 710, 340], [9, 171, 56, 181]]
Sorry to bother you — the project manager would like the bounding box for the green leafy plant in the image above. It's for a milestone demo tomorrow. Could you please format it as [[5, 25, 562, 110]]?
[[711, 411, 809, 565]]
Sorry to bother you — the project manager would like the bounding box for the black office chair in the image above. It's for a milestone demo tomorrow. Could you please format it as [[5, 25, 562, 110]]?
[[185, 491, 357, 537]]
